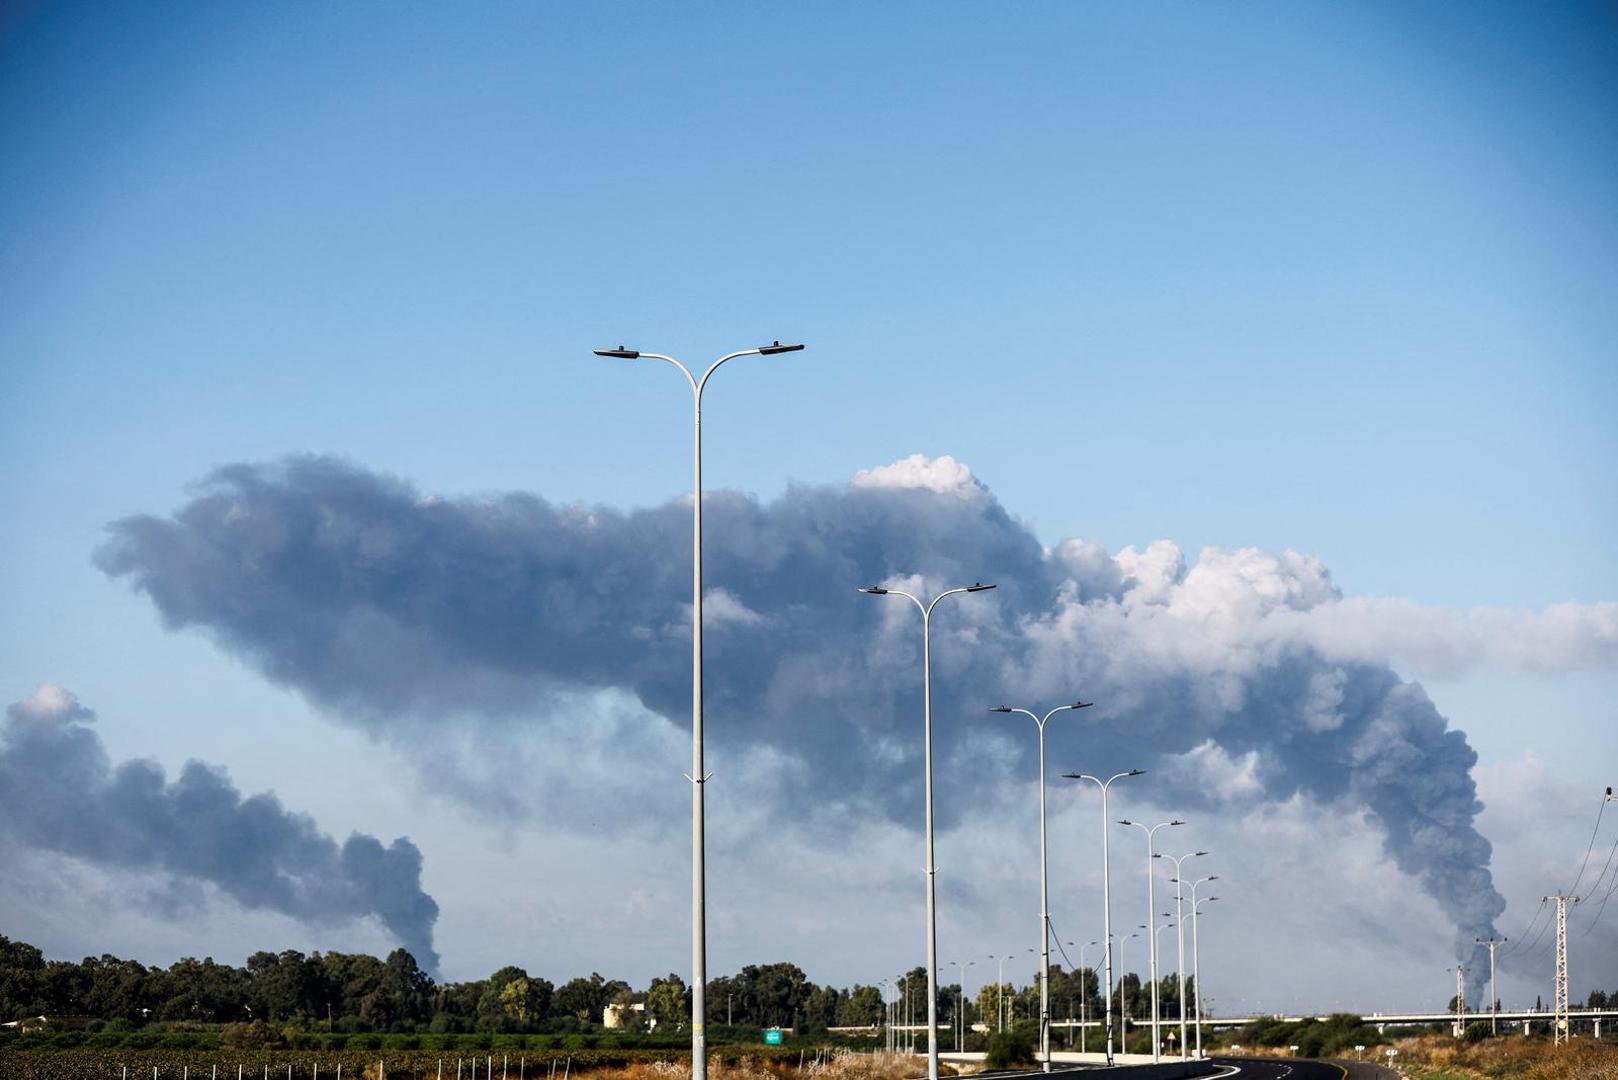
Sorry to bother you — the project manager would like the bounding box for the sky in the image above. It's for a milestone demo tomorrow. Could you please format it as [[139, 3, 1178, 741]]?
[[2, 1, 1616, 1015]]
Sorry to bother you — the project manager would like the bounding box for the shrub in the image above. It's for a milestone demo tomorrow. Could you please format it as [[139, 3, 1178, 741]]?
[[984, 1029, 1035, 1069]]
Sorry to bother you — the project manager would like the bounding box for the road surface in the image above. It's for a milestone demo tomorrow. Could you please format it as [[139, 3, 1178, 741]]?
[[1211, 1058, 1398, 1080]]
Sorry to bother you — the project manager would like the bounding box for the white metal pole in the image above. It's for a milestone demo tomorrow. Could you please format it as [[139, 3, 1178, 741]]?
[[1037, 718, 1050, 1070], [1079, 941, 1095, 1055], [598, 343, 801, 1080], [861, 583, 991, 1080], [1176, 873, 1187, 1059], [922, 603, 937, 1079], [1192, 899, 1203, 1057], [1147, 839, 1158, 1062], [690, 369, 708, 1080], [1101, 783, 1114, 1064]]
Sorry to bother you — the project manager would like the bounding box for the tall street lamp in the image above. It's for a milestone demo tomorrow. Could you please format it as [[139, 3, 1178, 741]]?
[[987, 953, 1007, 1032], [1119, 818, 1184, 1062], [862, 581, 996, 1080], [1063, 769, 1144, 1065], [594, 340, 803, 1080], [1188, 880, 1219, 1058], [952, 960, 975, 1051], [1077, 940, 1098, 1055], [989, 701, 1092, 1071], [1117, 929, 1142, 1048], [1156, 850, 1207, 1059]]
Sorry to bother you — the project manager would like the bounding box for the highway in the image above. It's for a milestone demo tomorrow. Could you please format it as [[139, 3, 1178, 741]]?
[[947, 1056, 1398, 1079], [1210, 1058, 1397, 1080]]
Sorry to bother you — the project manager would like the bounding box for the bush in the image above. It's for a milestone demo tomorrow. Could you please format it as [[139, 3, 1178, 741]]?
[[984, 1029, 1035, 1069]]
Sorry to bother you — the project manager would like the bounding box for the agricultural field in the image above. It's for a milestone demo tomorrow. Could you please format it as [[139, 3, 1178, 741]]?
[[0, 1045, 918, 1080]]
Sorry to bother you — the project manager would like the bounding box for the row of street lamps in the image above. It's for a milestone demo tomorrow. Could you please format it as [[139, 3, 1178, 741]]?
[[593, 341, 1220, 1080]]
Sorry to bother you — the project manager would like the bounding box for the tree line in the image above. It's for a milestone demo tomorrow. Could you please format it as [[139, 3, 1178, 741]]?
[[0, 934, 1198, 1037]]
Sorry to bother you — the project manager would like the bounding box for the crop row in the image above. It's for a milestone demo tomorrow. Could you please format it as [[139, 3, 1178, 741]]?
[[0, 1047, 808, 1080]]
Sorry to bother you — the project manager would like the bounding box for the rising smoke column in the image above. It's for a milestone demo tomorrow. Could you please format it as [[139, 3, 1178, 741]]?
[[0, 684, 440, 971], [90, 452, 1609, 981]]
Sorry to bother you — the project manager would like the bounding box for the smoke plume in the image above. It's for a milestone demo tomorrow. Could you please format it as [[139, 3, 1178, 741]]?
[[0, 684, 440, 971], [96, 453, 1616, 977]]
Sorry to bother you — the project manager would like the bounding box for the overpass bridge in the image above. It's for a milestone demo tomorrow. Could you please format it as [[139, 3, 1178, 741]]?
[[857, 1006, 1618, 1039]]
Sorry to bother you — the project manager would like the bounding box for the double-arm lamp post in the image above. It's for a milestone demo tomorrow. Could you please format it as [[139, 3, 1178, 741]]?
[[593, 341, 804, 1080], [1119, 818, 1184, 1062], [1155, 850, 1207, 1059], [989, 701, 1092, 1071], [1185, 877, 1218, 1058], [1062, 769, 1144, 1065], [861, 581, 996, 1080]]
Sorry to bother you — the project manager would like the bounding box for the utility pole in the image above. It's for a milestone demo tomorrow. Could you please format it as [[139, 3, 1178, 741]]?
[[1447, 965, 1468, 1037], [593, 340, 803, 1080], [1476, 938, 1506, 1036], [1543, 892, 1581, 1045]]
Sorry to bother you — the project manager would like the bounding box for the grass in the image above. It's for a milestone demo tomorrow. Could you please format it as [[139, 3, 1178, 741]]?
[[1391, 1033, 1618, 1080]]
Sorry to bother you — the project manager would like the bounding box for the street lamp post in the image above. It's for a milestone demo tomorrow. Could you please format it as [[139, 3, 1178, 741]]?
[[1156, 851, 1207, 1059], [594, 340, 804, 1080], [952, 960, 975, 1051], [861, 581, 996, 1080], [1118, 930, 1141, 1049], [1077, 940, 1097, 1055], [1120, 818, 1184, 1062], [990, 701, 1092, 1072], [1063, 769, 1144, 1066], [987, 954, 1007, 1032], [1188, 881, 1219, 1058]]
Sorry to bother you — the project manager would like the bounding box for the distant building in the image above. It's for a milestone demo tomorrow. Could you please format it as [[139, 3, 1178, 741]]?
[[603, 1000, 648, 1029], [1, 1016, 97, 1033]]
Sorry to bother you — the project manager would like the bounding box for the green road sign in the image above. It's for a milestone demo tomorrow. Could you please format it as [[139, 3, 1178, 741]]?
[[764, 1028, 783, 1045]]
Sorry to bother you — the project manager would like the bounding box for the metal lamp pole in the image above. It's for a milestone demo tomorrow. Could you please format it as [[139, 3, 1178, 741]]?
[[594, 340, 803, 1080], [1156, 851, 1207, 1059], [1188, 883, 1218, 1058], [861, 582, 996, 1080], [1078, 940, 1097, 1055], [990, 701, 1092, 1071], [953, 960, 975, 1051], [1063, 769, 1144, 1066], [1152, 911, 1176, 1040], [988, 954, 1007, 1032], [1118, 930, 1141, 1049], [1120, 818, 1184, 1062]]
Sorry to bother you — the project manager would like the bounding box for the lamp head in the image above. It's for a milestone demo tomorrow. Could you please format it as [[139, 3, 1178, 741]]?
[[757, 340, 805, 355], [1195, 850, 1210, 857], [1119, 818, 1134, 826], [1170, 819, 1186, 826], [966, 582, 996, 593], [990, 706, 1013, 713], [1127, 768, 1146, 777], [1069, 700, 1094, 710], [859, 586, 889, 595], [593, 346, 641, 359]]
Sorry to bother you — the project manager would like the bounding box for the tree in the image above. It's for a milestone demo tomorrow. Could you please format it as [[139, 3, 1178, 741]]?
[[839, 985, 883, 1027], [646, 974, 688, 1031], [553, 973, 625, 1023]]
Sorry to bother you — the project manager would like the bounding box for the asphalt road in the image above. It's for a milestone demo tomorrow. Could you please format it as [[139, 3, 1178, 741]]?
[[1212, 1057, 1399, 1080]]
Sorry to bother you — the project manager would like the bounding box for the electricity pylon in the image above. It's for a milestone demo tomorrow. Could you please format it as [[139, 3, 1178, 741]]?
[[1543, 893, 1581, 1045], [1476, 938, 1506, 1036], [1447, 965, 1468, 1037]]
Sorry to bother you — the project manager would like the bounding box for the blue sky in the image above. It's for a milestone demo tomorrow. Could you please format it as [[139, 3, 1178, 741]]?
[[2, 2, 1616, 1008]]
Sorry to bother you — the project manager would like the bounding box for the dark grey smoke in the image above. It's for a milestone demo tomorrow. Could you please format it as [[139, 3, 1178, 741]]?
[[96, 454, 1504, 978], [0, 684, 440, 972]]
